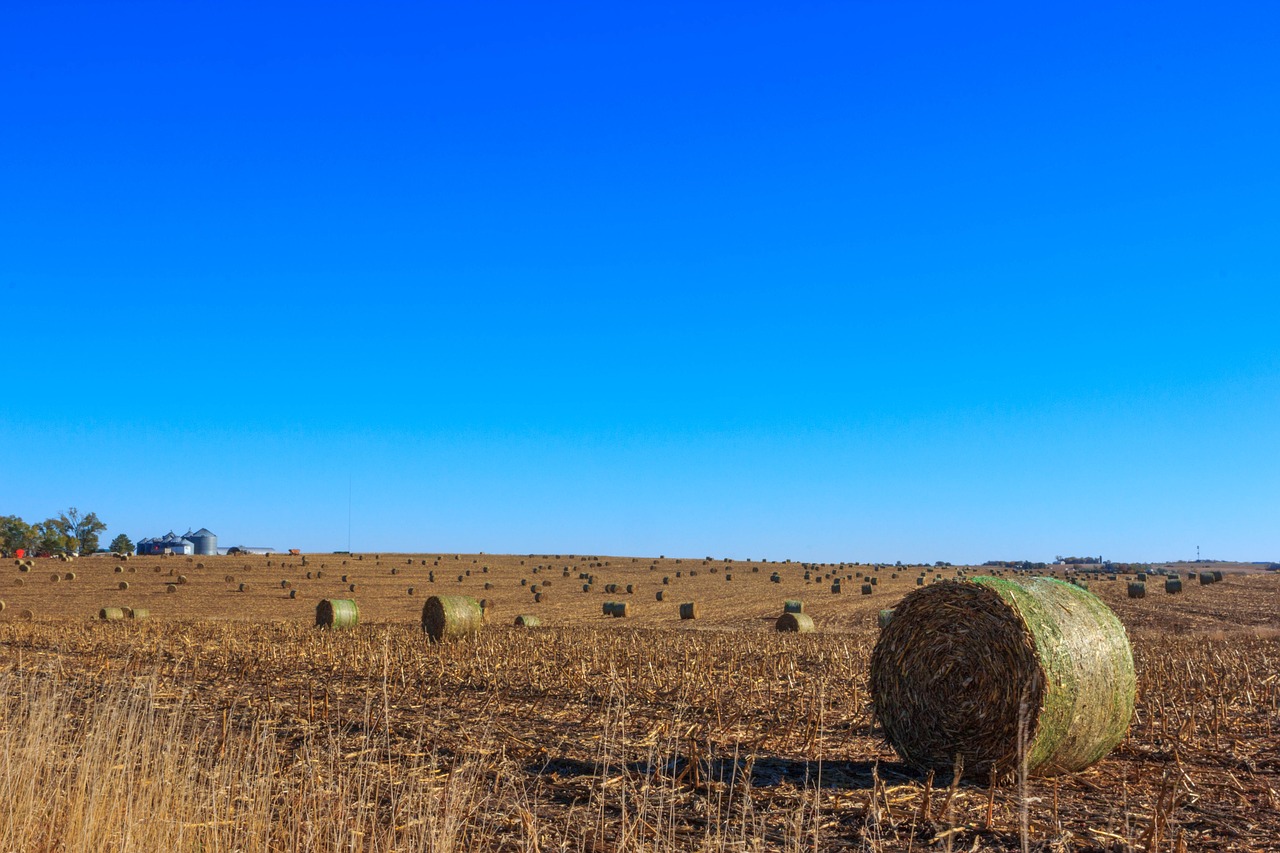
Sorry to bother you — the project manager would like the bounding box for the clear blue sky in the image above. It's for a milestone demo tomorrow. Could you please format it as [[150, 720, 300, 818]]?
[[2, 2, 1277, 563]]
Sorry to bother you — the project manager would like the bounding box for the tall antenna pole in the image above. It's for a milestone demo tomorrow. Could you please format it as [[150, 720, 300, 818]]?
[[348, 473, 353, 552]]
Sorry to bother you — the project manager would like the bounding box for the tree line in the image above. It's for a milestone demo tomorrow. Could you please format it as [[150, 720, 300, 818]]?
[[0, 509, 131, 556]]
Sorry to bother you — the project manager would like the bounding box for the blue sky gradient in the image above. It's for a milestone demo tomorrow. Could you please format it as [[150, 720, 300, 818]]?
[[3, 2, 1277, 562]]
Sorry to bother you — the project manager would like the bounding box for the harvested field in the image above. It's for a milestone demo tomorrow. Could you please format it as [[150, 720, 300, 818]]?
[[0, 552, 1276, 851]]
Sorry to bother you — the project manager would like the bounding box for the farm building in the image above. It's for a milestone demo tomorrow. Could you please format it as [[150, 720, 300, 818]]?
[[136, 528, 217, 556]]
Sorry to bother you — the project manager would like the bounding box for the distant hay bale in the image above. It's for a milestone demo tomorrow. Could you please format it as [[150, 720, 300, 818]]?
[[348, 583, 358, 592], [224, 574, 235, 583], [603, 601, 629, 618], [238, 583, 249, 592], [64, 572, 75, 581], [113, 566, 122, 573], [0, 601, 4, 612], [861, 583, 873, 595], [514, 614, 541, 627], [679, 602, 701, 620], [870, 577, 1135, 777], [99, 607, 126, 621], [1165, 578, 1183, 594], [422, 595, 483, 641], [1212, 570, 1223, 582], [316, 598, 359, 629], [177, 575, 189, 585], [655, 590, 664, 601], [13, 578, 23, 587], [288, 589, 297, 599], [1127, 582, 1146, 599], [18, 608, 33, 620], [776, 612, 815, 633], [118, 581, 129, 590], [166, 584, 177, 593], [50, 573, 60, 583], [407, 587, 415, 595], [534, 592, 543, 602], [783, 599, 804, 614], [1199, 572, 1213, 585], [128, 608, 149, 620]]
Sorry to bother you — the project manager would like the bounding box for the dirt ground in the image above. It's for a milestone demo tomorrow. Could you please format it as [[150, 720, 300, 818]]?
[[1, 552, 1277, 851]]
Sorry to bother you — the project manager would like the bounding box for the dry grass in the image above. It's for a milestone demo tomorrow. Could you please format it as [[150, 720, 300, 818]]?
[[0, 553, 1275, 851]]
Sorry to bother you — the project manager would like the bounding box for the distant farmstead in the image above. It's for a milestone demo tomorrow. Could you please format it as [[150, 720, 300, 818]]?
[[137, 528, 217, 556]]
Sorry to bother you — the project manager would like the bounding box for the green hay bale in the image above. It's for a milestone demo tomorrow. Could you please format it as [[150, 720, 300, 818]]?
[[679, 601, 701, 620], [99, 607, 126, 622], [870, 577, 1135, 777], [422, 595, 483, 641], [316, 598, 360, 629], [775, 612, 815, 633], [783, 599, 804, 614], [1198, 572, 1213, 585], [1127, 582, 1146, 599], [861, 583, 873, 595], [602, 601, 629, 618], [1165, 578, 1183, 594], [514, 614, 541, 627]]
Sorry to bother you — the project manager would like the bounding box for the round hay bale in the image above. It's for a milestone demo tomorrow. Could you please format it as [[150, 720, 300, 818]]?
[[348, 583, 358, 592], [870, 577, 1134, 777], [64, 572, 75, 581], [113, 566, 122, 573], [776, 612, 815, 633], [422, 595, 483, 641], [177, 575, 189, 585], [99, 607, 126, 621], [878, 608, 895, 630], [118, 581, 129, 590], [13, 578, 23, 587], [224, 574, 235, 583], [603, 601, 629, 618], [655, 590, 665, 601], [238, 583, 249, 592], [128, 566, 136, 573], [316, 598, 359, 629], [0, 600, 4, 612], [128, 608, 149, 620], [407, 587, 415, 595], [1212, 570, 1223, 582], [166, 584, 177, 593], [514, 614, 541, 627], [18, 608, 33, 620], [783, 599, 804, 614], [1127, 582, 1146, 599], [1164, 578, 1183, 594], [289, 589, 297, 599], [50, 573, 60, 583], [1199, 572, 1213, 585], [533, 592, 543, 602], [679, 601, 701, 620], [860, 583, 873, 595]]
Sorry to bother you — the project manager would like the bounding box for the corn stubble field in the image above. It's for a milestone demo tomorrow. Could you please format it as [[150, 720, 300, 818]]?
[[1, 552, 1277, 852]]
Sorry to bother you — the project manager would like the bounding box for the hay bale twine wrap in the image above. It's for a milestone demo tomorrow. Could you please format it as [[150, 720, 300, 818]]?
[[678, 601, 701, 620], [315, 598, 359, 629], [514, 614, 541, 627], [776, 612, 815, 633], [422, 595, 483, 641], [870, 577, 1134, 777]]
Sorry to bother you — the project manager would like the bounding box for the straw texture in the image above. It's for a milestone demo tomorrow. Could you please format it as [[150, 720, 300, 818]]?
[[870, 576, 1134, 777]]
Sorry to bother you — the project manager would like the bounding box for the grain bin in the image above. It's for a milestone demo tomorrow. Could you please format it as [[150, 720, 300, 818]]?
[[422, 595, 483, 641], [189, 528, 217, 556], [776, 612, 815, 633], [316, 598, 359, 629], [870, 577, 1134, 776]]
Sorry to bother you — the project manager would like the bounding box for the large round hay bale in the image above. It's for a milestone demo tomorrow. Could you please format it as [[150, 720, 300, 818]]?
[[870, 577, 1134, 777], [422, 595, 483, 641], [783, 599, 804, 614], [99, 607, 126, 621], [128, 608, 149, 620], [1127, 582, 1146, 599], [603, 601, 629, 618], [1199, 572, 1213, 585], [679, 601, 701, 620], [118, 581, 129, 590], [166, 584, 177, 593], [64, 572, 75, 581], [514, 614, 541, 627], [776, 612, 815, 633], [315, 598, 359, 629], [1164, 578, 1183, 594]]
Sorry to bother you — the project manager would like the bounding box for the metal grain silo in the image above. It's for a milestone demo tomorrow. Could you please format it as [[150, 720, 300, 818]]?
[[190, 528, 217, 556]]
